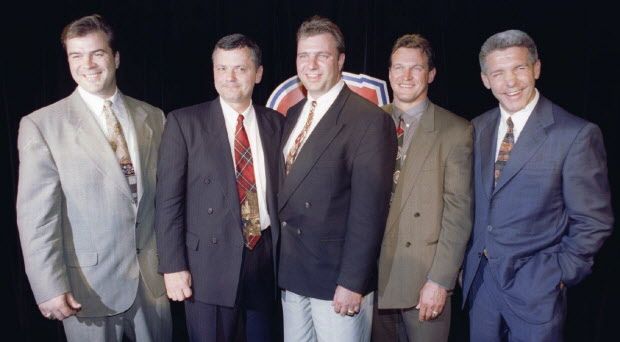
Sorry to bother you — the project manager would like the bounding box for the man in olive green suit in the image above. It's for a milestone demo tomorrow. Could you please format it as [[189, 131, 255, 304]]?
[[373, 34, 473, 342]]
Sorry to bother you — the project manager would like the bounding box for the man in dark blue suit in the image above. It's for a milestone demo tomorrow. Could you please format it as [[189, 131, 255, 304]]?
[[155, 34, 283, 342], [461, 29, 613, 341]]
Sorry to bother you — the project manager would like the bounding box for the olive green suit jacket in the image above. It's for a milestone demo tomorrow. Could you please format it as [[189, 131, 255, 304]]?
[[377, 102, 473, 309]]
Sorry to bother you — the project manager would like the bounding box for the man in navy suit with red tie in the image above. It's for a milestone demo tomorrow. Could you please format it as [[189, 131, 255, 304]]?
[[155, 34, 283, 342]]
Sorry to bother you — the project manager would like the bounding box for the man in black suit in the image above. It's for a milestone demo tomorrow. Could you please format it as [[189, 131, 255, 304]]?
[[155, 34, 283, 342], [278, 16, 397, 342]]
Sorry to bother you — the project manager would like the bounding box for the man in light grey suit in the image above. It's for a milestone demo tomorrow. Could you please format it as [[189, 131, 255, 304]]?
[[16, 14, 171, 341], [374, 34, 472, 342]]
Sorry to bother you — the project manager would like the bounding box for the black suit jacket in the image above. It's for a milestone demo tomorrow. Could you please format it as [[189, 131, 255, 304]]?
[[155, 99, 283, 307], [278, 86, 397, 300]]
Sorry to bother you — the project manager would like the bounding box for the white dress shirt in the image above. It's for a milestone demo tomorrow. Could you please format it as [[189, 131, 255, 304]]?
[[283, 80, 346, 158], [494, 89, 540, 161], [77, 86, 142, 205], [220, 97, 271, 230]]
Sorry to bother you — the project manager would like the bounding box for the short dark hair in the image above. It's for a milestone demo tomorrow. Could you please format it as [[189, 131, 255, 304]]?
[[297, 15, 345, 54], [479, 29, 538, 73], [390, 34, 435, 70], [212, 33, 262, 67], [61, 14, 116, 52]]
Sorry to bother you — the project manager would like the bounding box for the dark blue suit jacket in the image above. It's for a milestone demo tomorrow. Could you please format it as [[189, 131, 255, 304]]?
[[155, 99, 283, 307], [462, 95, 613, 324], [278, 86, 397, 300]]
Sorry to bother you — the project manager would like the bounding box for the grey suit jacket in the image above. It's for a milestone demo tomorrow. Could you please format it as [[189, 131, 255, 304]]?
[[378, 102, 473, 309], [16, 90, 166, 317]]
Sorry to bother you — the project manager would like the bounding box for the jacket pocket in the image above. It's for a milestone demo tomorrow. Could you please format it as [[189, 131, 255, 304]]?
[[66, 251, 98, 267]]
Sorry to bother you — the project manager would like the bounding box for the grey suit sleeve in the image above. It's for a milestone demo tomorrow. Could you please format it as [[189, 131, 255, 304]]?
[[155, 112, 189, 273], [428, 124, 473, 289], [16, 116, 70, 304], [559, 123, 613, 286]]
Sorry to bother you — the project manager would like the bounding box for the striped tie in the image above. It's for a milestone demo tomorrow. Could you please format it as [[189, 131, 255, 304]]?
[[494, 116, 514, 185], [103, 100, 137, 205]]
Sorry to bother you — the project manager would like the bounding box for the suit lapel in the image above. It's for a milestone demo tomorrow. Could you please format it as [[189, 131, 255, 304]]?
[[386, 103, 438, 229], [278, 86, 350, 211], [121, 95, 153, 206], [478, 109, 500, 200], [255, 107, 278, 219], [492, 97, 552, 194], [67, 90, 133, 201], [203, 100, 241, 221]]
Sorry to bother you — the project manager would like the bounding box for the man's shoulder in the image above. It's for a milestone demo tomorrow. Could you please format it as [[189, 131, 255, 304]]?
[[24, 95, 73, 123], [432, 102, 470, 128], [122, 94, 163, 116], [167, 99, 218, 120], [343, 90, 388, 120]]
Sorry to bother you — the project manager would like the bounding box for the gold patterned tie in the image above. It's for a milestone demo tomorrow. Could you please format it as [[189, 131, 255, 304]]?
[[494, 116, 514, 185], [102, 100, 138, 204], [285, 100, 317, 175]]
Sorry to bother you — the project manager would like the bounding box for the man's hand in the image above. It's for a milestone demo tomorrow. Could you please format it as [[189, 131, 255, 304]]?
[[332, 285, 363, 316], [416, 280, 448, 321], [164, 271, 192, 301], [39, 292, 81, 320]]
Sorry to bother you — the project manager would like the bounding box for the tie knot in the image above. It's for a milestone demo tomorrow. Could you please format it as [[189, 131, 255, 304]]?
[[506, 116, 514, 129], [237, 114, 245, 124], [104, 100, 113, 109]]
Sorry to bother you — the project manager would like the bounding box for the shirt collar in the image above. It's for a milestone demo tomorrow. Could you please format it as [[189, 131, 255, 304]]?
[[219, 97, 255, 123], [394, 98, 428, 125], [500, 88, 539, 125], [77, 86, 121, 115], [307, 79, 345, 105]]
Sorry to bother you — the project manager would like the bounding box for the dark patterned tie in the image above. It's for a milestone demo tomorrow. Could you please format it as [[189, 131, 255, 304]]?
[[234, 115, 261, 249], [103, 100, 138, 205], [391, 117, 405, 202], [285, 100, 317, 175], [494, 116, 514, 185]]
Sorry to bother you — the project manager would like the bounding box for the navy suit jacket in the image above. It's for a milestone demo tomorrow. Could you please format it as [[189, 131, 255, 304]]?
[[277, 86, 397, 300], [462, 95, 613, 324], [155, 99, 283, 307]]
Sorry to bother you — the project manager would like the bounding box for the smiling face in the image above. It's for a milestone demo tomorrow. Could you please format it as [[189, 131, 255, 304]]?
[[481, 46, 541, 114], [296, 33, 345, 99], [66, 31, 119, 98], [213, 47, 263, 113], [389, 47, 436, 110]]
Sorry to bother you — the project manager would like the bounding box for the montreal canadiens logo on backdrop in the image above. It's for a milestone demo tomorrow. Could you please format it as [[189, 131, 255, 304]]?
[[266, 72, 389, 115]]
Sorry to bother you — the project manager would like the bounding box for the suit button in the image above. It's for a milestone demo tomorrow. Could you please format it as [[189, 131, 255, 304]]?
[[212, 237, 217, 244], [205, 178, 211, 184], [305, 202, 311, 208], [208, 208, 214, 214], [282, 221, 287, 227], [414, 212, 420, 217], [135, 221, 140, 228], [405, 241, 411, 247], [136, 248, 141, 254], [297, 228, 302, 235], [487, 225, 493, 231]]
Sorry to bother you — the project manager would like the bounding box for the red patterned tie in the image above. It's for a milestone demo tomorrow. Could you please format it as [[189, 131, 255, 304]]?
[[234, 115, 261, 249], [494, 116, 514, 185], [390, 118, 405, 203]]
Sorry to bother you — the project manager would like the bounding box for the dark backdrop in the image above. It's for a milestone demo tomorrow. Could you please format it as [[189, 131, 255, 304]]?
[[1, 0, 618, 340]]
